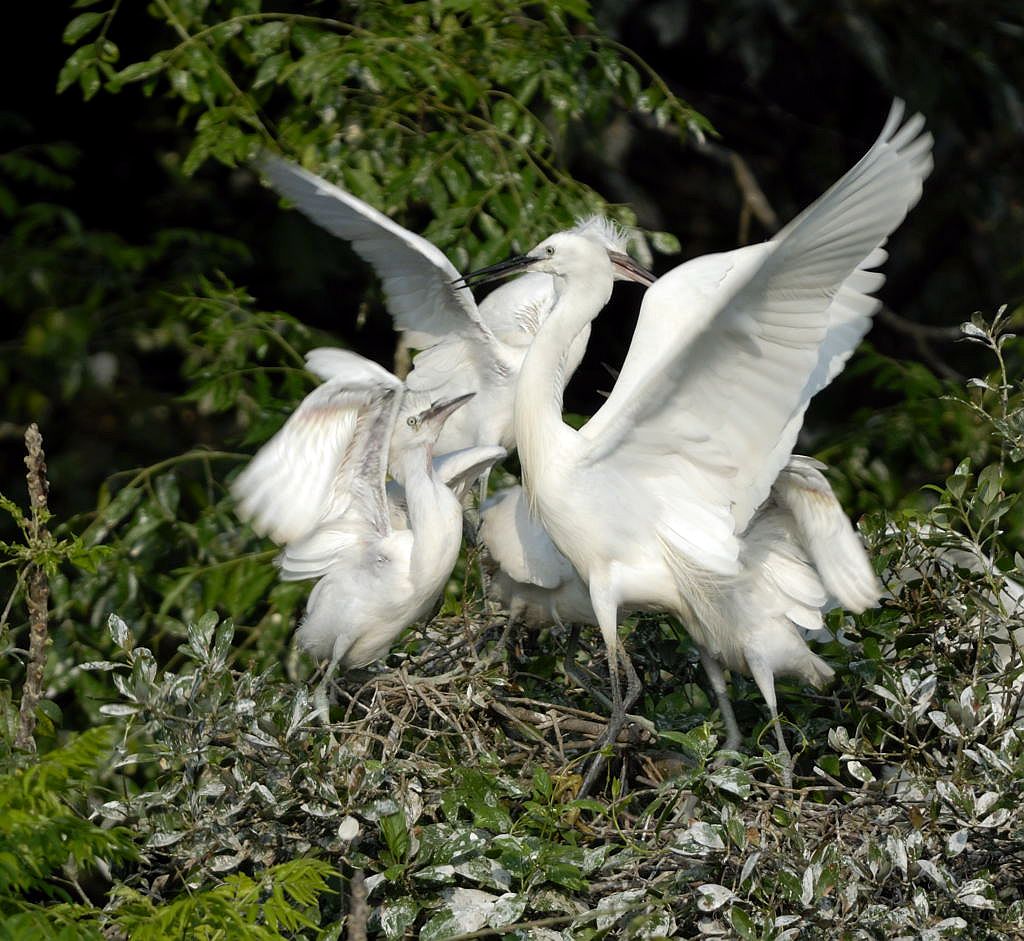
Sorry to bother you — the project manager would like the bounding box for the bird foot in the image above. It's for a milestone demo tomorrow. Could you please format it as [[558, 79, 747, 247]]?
[[576, 711, 655, 797]]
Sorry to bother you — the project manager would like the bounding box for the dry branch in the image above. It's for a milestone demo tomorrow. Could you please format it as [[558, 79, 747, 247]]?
[[15, 423, 52, 753]]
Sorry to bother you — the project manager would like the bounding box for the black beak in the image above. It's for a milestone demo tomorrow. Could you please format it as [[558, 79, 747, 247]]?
[[452, 255, 536, 289], [422, 392, 475, 425], [609, 251, 656, 286]]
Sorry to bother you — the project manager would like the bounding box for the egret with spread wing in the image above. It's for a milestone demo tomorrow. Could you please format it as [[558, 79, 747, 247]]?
[[459, 101, 930, 787], [232, 348, 505, 717], [255, 154, 651, 460]]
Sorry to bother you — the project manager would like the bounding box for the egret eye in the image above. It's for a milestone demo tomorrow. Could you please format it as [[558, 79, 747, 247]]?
[[545, 245, 555, 256], [406, 416, 418, 427]]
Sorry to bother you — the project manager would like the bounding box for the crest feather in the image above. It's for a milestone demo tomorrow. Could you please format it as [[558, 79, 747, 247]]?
[[569, 215, 628, 253]]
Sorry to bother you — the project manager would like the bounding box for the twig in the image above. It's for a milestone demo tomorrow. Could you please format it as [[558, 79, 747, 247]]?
[[347, 868, 368, 941], [690, 138, 779, 239], [15, 424, 52, 753]]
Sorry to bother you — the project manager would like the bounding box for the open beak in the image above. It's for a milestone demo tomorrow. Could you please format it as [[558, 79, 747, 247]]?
[[609, 251, 656, 286], [452, 255, 535, 289], [422, 392, 475, 425]]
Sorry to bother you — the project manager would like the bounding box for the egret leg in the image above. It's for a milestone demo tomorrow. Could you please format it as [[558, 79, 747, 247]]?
[[746, 655, 793, 787], [561, 622, 613, 711], [312, 651, 342, 725], [621, 646, 642, 714], [579, 589, 628, 797], [699, 651, 743, 752], [479, 607, 521, 667]]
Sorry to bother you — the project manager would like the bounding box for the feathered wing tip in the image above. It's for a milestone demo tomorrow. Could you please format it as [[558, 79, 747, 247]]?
[[774, 458, 883, 613], [569, 214, 629, 253]]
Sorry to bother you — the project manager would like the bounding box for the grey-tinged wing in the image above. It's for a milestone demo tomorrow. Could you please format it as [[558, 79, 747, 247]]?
[[231, 348, 402, 544], [256, 152, 497, 350]]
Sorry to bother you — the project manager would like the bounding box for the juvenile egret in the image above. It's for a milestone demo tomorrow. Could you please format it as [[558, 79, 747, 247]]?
[[459, 101, 931, 781], [231, 348, 505, 715], [255, 154, 652, 458]]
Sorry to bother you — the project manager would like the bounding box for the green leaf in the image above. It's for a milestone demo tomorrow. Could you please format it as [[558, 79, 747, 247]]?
[[729, 905, 756, 939], [57, 45, 96, 94], [63, 12, 104, 45]]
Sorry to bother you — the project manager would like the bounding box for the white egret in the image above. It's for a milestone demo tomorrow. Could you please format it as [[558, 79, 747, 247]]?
[[255, 154, 653, 461], [231, 348, 505, 716], [458, 101, 931, 784]]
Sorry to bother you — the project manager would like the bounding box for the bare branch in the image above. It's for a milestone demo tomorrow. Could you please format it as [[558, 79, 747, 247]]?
[[15, 423, 52, 753]]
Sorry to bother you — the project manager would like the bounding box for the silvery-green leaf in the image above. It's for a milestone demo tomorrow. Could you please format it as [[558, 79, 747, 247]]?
[[100, 702, 140, 717], [827, 726, 851, 751], [488, 892, 527, 928], [441, 887, 497, 933], [186, 611, 218, 658], [594, 889, 645, 930], [414, 864, 456, 884], [454, 856, 512, 891], [739, 851, 761, 886], [960, 322, 987, 340], [979, 808, 1010, 828], [887, 834, 908, 876], [337, 816, 360, 842], [108, 614, 133, 650], [708, 766, 753, 797], [148, 831, 186, 848], [696, 883, 734, 912], [209, 853, 244, 872], [927, 711, 961, 737], [914, 859, 948, 888], [846, 760, 876, 784], [678, 821, 725, 852], [974, 791, 999, 816], [801, 864, 818, 906], [946, 829, 969, 857], [379, 897, 419, 939], [97, 800, 128, 822], [957, 894, 995, 910]]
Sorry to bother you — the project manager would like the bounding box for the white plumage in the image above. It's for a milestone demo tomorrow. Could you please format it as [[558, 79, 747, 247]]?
[[461, 100, 929, 786], [232, 349, 505, 716]]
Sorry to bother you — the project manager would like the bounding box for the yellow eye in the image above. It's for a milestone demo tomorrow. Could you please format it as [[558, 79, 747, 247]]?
[[406, 416, 418, 427]]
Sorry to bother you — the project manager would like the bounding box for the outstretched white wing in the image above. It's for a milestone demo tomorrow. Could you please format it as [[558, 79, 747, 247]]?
[[582, 102, 932, 559], [256, 153, 496, 350], [231, 348, 401, 544]]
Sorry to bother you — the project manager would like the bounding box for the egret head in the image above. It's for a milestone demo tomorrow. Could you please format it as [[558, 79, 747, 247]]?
[[393, 392, 475, 454], [456, 233, 654, 290]]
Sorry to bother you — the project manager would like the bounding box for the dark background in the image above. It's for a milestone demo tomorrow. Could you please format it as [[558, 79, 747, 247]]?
[[3, 1, 1022, 520]]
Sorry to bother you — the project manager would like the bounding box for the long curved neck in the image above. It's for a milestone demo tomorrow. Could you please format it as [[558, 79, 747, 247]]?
[[400, 445, 460, 583], [514, 272, 613, 489]]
